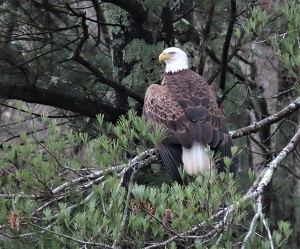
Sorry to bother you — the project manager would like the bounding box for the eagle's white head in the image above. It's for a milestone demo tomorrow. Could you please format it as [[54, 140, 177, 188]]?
[[159, 47, 189, 73]]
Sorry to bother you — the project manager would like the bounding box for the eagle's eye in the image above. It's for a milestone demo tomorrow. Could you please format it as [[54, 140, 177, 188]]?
[[168, 52, 175, 55]]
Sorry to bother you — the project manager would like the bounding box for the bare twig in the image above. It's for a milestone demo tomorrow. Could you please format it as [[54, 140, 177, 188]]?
[[0, 102, 81, 119], [241, 195, 263, 249], [262, 213, 275, 249], [30, 222, 113, 248], [51, 149, 157, 195], [113, 159, 139, 247], [219, 0, 237, 90], [65, 3, 89, 59], [281, 164, 300, 180], [231, 97, 300, 139], [198, 1, 216, 75], [75, 55, 144, 103]]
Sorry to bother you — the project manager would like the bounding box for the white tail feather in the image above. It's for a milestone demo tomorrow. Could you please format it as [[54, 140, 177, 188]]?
[[182, 142, 210, 175]]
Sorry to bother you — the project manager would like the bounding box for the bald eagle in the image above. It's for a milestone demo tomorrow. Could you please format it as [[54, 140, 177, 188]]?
[[143, 47, 237, 184]]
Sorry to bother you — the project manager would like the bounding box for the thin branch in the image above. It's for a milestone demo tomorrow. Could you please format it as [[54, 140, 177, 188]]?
[[51, 165, 122, 195], [65, 3, 89, 59], [0, 121, 68, 147], [172, 6, 197, 23], [281, 164, 300, 181], [241, 195, 263, 249], [261, 214, 275, 249], [219, 0, 236, 90], [218, 81, 241, 108], [29, 222, 113, 248], [257, 87, 295, 99], [51, 149, 157, 195], [0, 44, 30, 84], [258, 126, 300, 186], [231, 97, 300, 139], [198, 1, 216, 75], [0, 102, 81, 119], [85, 17, 127, 27], [206, 45, 255, 88], [0, 194, 43, 199], [91, 0, 101, 44], [74, 55, 144, 103], [113, 160, 139, 247]]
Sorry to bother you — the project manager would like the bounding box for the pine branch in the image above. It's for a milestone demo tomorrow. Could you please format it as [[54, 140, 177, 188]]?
[[29, 222, 113, 248], [144, 126, 300, 248], [51, 149, 157, 195]]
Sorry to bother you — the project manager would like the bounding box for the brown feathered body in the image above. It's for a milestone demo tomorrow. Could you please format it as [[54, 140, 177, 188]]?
[[144, 69, 236, 184]]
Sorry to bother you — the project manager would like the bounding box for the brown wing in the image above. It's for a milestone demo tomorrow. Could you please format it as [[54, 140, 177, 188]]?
[[143, 84, 193, 148], [143, 84, 189, 183], [164, 69, 237, 174], [163, 69, 224, 148]]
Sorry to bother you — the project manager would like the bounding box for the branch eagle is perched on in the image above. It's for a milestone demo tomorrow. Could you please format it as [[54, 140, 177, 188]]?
[[143, 47, 237, 184]]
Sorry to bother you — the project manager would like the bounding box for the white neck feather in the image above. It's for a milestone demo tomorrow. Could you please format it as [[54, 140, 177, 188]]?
[[165, 57, 189, 73]]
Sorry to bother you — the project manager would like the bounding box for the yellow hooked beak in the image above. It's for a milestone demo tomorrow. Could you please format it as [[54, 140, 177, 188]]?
[[159, 52, 174, 62]]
